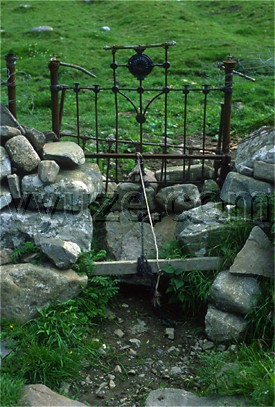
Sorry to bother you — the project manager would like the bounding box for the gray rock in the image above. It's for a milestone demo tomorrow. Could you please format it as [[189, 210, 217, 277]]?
[[7, 174, 21, 198], [0, 248, 13, 265], [0, 263, 88, 323], [253, 160, 275, 183], [201, 179, 220, 203], [0, 146, 11, 180], [145, 388, 247, 406], [155, 164, 214, 183], [154, 215, 177, 248], [210, 271, 261, 315], [165, 327, 175, 340], [220, 171, 273, 211], [23, 127, 46, 151], [112, 182, 156, 212], [0, 184, 12, 209], [128, 166, 158, 189], [21, 163, 103, 211], [230, 226, 274, 279], [104, 210, 156, 260], [31, 25, 54, 32], [0, 104, 25, 134], [176, 202, 229, 257], [156, 184, 201, 213], [0, 208, 93, 252], [0, 125, 21, 142], [37, 238, 81, 269], [5, 135, 40, 172], [43, 141, 85, 167], [234, 126, 275, 176], [19, 384, 86, 406], [205, 305, 248, 343], [38, 160, 60, 183]]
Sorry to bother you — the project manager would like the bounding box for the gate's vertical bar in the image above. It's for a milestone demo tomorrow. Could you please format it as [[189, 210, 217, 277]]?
[[111, 48, 119, 182], [220, 57, 236, 183], [49, 56, 61, 137], [202, 84, 209, 179], [182, 85, 189, 180], [162, 45, 169, 184], [5, 53, 17, 118], [94, 84, 100, 161], [74, 82, 80, 146], [214, 102, 224, 178]]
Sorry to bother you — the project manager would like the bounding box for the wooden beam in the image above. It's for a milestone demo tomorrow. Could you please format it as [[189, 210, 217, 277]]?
[[93, 257, 222, 276]]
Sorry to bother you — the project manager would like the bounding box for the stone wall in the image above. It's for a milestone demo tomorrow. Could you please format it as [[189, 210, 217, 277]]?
[[0, 102, 274, 344]]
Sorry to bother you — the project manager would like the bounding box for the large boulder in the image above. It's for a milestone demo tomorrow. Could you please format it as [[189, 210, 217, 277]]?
[[0, 125, 21, 143], [0, 185, 12, 210], [209, 271, 261, 315], [229, 226, 274, 279], [234, 126, 275, 176], [104, 210, 156, 260], [220, 171, 273, 213], [5, 135, 41, 172], [0, 146, 11, 180], [0, 263, 88, 323], [112, 182, 156, 212], [37, 238, 81, 269], [155, 184, 201, 214], [155, 164, 214, 183], [21, 163, 103, 212], [23, 126, 46, 152], [19, 384, 86, 407], [205, 305, 248, 343], [0, 208, 93, 252], [0, 104, 25, 134], [145, 388, 247, 406], [175, 203, 229, 257], [253, 160, 275, 184], [42, 141, 85, 167]]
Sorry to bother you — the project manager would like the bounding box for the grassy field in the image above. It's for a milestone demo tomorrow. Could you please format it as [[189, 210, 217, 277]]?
[[0, 0, 274, 140]]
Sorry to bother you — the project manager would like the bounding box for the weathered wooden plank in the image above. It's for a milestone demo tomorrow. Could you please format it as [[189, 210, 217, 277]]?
[[93, 257, 222, 276]]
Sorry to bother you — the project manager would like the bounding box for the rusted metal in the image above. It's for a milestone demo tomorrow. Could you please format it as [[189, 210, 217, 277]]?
[[48, 56, 61, 136], [49, 46, 236, 186], [220, 57, 236, 182], [4, 52, 17, 118], [59, 61, 96, 78]]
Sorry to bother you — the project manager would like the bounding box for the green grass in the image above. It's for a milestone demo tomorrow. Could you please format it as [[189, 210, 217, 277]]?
[[1, 0, 274, 140], [196, 342, 275, 407]]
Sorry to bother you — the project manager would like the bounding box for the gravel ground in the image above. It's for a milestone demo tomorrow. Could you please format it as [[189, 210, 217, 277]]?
[[69, 284, 226, 407]]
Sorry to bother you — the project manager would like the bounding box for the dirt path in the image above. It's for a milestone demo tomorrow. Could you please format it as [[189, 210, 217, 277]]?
[[71, 285, 213, 406]]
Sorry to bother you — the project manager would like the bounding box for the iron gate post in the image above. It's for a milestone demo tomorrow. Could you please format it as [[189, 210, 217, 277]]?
[[220, 57, 236, 183], [48, 56, 61, 137], [5, 52, 17, 118]]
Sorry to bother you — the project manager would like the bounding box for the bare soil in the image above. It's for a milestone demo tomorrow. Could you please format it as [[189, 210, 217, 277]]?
[[71, 284, 210, 407]]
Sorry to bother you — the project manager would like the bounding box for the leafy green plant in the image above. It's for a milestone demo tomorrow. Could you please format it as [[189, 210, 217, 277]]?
[[73, 249, 107, 275], [208, 219, 253, 268], [1, 249, 119, 394], [0, 373, 25, 407], [11, 241, 40, 263], [196, 342, 274, 407], [163, 266, 218, 317], [244, 279, 274, 348]]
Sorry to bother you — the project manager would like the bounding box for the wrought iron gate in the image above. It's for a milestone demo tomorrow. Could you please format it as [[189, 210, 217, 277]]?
[[49, 42, 235, 188]]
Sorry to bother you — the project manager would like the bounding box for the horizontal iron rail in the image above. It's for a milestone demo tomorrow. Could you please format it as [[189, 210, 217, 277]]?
[[85, 152, 227, 160], [103, 41, 177, 51], [60, 133, 220, 152]]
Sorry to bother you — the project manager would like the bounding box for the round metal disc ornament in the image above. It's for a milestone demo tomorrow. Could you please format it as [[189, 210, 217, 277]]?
[[128, 53, 154, 80]]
